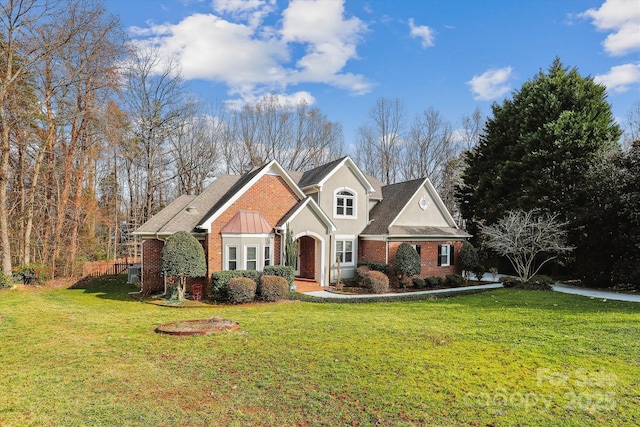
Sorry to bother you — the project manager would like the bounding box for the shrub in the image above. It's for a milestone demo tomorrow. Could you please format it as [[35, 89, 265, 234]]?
[[258, 275, 289, 302], [472, 264, 486, 281], [446, 274, 465, 287], [161, 231, 206, 300], [364, 270, 389, 294], [357, 261, 390, 276], [355, 265, 370, 285], [227, 277, 257, 304], [394, 243, 421, 287], [0, 274, 10, 288], [262, 265, 295, 286], [459, 241, 479, 280], [412, 277, 426, 288], [425, 276, 442, 288], [211, 270, 259, 301]]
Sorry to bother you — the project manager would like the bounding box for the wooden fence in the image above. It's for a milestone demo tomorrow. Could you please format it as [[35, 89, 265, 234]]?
[[82, 258, 140, 278]]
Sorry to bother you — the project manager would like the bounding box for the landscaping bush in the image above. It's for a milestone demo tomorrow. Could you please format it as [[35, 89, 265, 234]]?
[[412, 277, 426, 288], [446, 274, 465, 287], [258, 275, 289, 302], [472, 264, 486, 281], [357, 261, 390, 276], [0, 274, 10, 288], [211, 270, 259, 301], [355, 265, 370, 285], [425, 276, 442, 288], [459, 241, 479, 281], [363, 270, 389, 294], [502, 275, 553, 290], [227, 277, 257, 304], [394, 243, 420, 287], [262, 265, 295, 286]]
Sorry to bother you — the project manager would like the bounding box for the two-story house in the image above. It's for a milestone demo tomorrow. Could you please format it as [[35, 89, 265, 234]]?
[[134, 156, 469, 295]]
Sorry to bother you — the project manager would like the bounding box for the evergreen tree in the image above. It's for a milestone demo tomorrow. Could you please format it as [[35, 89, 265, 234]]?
[[394, 243, 420, 287], [458, 58, 621, 231], [161, 231, 207, 300]]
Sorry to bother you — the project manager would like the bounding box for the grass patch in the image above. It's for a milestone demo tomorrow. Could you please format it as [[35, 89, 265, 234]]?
[[0, 276, 639, 426]]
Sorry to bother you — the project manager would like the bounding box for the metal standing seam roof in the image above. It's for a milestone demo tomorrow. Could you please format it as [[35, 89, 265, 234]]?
[[220, 210, 273, 233]]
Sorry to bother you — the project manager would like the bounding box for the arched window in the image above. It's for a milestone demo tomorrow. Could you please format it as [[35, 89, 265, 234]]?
[[335, 190, 355, 217]]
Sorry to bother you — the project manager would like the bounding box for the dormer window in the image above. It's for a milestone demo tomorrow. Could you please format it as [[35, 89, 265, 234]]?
[[335, 189, 355, 218]]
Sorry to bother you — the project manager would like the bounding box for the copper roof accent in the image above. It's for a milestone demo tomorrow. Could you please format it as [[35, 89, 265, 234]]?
[[220, 210, 273, 234]]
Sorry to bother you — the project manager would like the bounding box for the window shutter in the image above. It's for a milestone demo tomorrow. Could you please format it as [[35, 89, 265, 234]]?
[[449, 244, 455, 265], [437, 245, 442, 266]]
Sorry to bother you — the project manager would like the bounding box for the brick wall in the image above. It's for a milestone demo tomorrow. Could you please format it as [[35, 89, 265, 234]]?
[[207, 174, 299, 284], [387, 240, 464, 285], [358, 240, 386, 264], [142, 239, 164, 295]]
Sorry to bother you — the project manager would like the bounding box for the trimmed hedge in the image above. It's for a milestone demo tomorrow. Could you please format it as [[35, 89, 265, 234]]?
[[211, 270, 259, 301], [355, 265, 370, 285], [262, 265, 295, 286], [364, 270, 389, 294], [412, 277, 426, 288], [258, 275, 289, 302], [227, 277, 257, 304], [446, 274, 465, 287], [425, 276, 444, 287], [357, 261, 390, 276]]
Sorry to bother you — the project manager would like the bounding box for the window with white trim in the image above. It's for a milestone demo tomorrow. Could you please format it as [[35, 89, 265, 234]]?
[[264, 245, 271, 267], [227, 246, 238, 270], [335, 239, 354, 264], [335, 190, 355, 217], [245, 245, 258, 271], [411, 244, 422, 256], [437, 244, 454, 267]]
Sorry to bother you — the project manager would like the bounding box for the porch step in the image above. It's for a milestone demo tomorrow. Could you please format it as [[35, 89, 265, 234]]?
[[293, 279, 323, 293]]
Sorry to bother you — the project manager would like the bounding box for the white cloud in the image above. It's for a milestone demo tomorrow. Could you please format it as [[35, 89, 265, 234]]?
[[408, 18, 435, 48], [128, 0, 371, 105], [580, 0, 640, 56], [594, 63, 640, 92], [281, 0, 371, 93], [466, 67, 514, 101]]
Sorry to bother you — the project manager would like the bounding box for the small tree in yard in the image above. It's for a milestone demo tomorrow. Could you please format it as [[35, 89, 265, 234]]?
[[480, 210, 572, 282], [459, 241, 479, 281], [394, 243, 420, 287], [161, 231, 207, 300]]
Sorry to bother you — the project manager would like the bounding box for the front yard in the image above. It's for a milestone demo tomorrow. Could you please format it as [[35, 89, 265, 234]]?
[[0, 277, 638, 426]]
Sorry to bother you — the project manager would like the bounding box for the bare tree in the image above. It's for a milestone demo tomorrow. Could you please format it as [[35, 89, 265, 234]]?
[[623, 100, 640, 150], [121, 45, 186, 224], [226, 95, 343, 173], [480, 210, 573, 282], [459, 107, 483, 153], [402, 107, 455, 189], [355, 97, 406, 184]]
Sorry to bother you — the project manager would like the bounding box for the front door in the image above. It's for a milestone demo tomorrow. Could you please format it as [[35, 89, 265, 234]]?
[[298, 236, 316, 280]]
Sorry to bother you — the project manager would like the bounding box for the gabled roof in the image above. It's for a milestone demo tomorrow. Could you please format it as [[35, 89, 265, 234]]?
[[134, 194, 196, 235], [221, 210, 272, 234], [276, 196, 337, 234], [134, 175, 242, 235], [198, 160, 305, 231], [296, 156, 375, 194], [362, 177, 469, 238], [362, 178, 425, 235]]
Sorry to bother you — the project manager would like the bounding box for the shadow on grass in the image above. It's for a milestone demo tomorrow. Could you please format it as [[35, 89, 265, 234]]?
[[68, 275, 141, 302]]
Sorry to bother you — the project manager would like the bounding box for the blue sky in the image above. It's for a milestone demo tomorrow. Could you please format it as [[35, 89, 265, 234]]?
[[105, 0, 640, 149]]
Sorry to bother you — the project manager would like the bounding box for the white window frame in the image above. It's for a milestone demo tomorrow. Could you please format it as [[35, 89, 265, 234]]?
[[263, 245, 271, 268], [335, 238, 355, 266], [245, 245, 259, 271], [334, 187, 357, 219], [438, 244, 451, 267], [226, 245, 238, 271]]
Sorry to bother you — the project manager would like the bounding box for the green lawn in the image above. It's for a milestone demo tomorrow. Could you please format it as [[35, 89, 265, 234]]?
[[0, 277, 638, 426]]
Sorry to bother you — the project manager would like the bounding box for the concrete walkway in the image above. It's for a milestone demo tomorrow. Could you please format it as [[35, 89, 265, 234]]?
[[303, 279, 640, 302], [551, 284, 640, 302], [303, 282, 503, 299]]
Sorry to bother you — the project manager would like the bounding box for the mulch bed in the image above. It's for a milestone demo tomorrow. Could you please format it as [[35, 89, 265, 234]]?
[[155, 318, 239, 336]]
